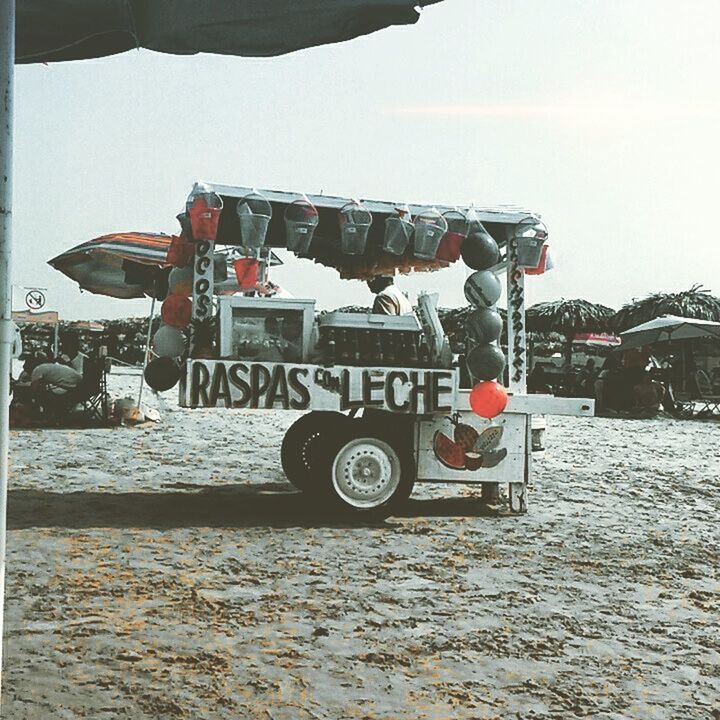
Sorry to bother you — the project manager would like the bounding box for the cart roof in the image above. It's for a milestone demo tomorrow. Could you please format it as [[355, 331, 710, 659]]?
[[200, 182, 541, 279]]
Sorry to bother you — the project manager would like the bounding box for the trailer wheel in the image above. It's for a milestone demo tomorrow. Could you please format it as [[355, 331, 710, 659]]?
[[322, 428, 415, 520], [281, 411, 349, 492]]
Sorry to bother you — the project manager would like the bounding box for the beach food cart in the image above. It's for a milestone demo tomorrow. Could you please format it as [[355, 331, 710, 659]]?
[[149, 182, 593, 519]]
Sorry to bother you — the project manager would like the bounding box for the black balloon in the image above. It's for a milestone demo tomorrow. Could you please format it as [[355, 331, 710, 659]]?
[[466, 343, 506, 381], [144, 357, 181, 392], [465, 308, 503, 345], [461, 230, 500, 270]]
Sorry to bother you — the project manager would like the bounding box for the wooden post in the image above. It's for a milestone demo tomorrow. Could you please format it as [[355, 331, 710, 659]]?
[[506, 230, 529, 512]]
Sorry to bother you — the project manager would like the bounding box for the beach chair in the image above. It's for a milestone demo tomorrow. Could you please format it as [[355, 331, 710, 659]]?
[[694, 370, 720, 416], [42, 357, 110, 425]]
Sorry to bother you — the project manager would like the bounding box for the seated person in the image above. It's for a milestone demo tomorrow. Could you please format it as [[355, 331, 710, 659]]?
[[367, 276, 413, 316], [576, 359, 598, 397], [31, 361, 83, 401]]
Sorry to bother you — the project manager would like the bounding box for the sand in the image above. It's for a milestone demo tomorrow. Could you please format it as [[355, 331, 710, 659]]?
[[2, 373, 719, 719]]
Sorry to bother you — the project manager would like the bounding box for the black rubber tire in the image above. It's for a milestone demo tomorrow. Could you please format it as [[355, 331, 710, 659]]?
[[317, 418, 416, 521], [281, 411, 350, 492]]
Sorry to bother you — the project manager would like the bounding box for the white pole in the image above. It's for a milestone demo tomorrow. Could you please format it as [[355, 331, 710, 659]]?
[[136, 295, 156, 407], [0, 0, 15, 699]]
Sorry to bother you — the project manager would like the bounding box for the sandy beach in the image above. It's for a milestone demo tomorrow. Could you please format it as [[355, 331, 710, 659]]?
[[2, 374, 719, 719]]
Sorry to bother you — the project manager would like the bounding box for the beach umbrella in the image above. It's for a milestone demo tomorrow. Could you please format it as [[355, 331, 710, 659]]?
[[611, 285, 720, 332], [527, 299, 615, 366], [1, 0, 443, 696], [16, 0, 441, 63], [619, 315, 720, 350], [48, 232, 173, 299]]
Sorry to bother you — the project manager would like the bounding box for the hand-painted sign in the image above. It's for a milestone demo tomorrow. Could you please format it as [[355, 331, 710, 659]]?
[[181, 360, 458, 414]]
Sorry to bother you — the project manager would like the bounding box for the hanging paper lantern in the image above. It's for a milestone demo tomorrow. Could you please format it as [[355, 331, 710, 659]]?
[[161, 294, 192, 329], [144, 357, 181, 392], [436, 209, 469, 263], [168, 266, 193, 296], [186, 182, 223, 242], [383, 205, 414, 256], [152, 324, 187, 358], [469, 381, 508, 419], [464, 270, 502, 308], [237, 191, 272, 250], [465, 308, 503, 345], [413, 208, 448, 260], [339, 201, 372, 255], [285, 197, 319, 253], [461, 228, 499, 270], [466, 344, 506, 381]]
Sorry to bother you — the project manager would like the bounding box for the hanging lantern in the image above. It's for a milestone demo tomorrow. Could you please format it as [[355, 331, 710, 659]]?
[[285, 197, 319, 253], [382, 204, 414, 256], [515, 217, 548, 269], [464, 270, 502, 308], [152, 324, 187, 358], [466, 344, 506, 382], [436, 209, 469, 263], [144, 357, 181, 392], [339, 201, 372, 255], [168, 266, 193, 296], [161, 294, 192, 329], [524, 244, 554, 276], [237, 191, 272, 251], [186, 182, 223, 242], [469, 381, 508, 419], [413, 208, 448, 260], [461, 227, 500, 270], [465, 308, 503, 345], [233, 258, 259, 290]]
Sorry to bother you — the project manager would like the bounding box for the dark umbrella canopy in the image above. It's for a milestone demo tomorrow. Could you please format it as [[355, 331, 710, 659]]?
[[16, 0, 443, 63], [612, 286, 720, 332]]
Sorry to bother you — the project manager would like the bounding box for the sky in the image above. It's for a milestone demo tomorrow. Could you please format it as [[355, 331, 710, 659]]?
[[12, 0, 720, 320]]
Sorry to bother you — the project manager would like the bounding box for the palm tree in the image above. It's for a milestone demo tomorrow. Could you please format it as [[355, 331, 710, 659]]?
[[611, 285, 720, 332], [527, 299, 615, 366]]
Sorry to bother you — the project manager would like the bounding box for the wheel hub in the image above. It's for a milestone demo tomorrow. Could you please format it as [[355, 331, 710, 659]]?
[[332, 438, 401, 508]]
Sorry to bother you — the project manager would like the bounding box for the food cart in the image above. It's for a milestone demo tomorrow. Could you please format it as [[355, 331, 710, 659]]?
[[150, 182, 593, 519]]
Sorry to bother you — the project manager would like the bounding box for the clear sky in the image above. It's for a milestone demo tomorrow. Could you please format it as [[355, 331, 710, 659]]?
[[12, 0, 720, 320]]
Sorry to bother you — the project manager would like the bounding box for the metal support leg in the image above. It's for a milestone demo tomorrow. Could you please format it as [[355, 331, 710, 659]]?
[[0, 0, 15, 698]]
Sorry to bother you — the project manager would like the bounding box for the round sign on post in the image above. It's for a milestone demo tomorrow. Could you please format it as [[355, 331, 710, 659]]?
[[25, 289, 45, 311], [464, 270, 502, 308]]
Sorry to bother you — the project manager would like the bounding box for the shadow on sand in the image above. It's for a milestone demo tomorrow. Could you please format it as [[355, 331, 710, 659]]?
[[8, 482, 499, 530]]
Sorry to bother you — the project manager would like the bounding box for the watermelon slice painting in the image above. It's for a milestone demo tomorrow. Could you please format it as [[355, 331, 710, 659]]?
[[433, 419, 508, 472], [433, 431, 466, 470]]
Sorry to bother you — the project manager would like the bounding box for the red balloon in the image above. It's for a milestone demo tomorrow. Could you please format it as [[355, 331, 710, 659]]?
[[469, 381, 508, 419], [161, 293, 192, 329]]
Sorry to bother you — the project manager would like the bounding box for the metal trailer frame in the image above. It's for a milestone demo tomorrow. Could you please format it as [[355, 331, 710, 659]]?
[[178, 183, 594, 515]]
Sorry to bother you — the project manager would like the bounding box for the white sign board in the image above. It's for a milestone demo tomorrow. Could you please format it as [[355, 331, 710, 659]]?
[[181, 360, 459, 415]]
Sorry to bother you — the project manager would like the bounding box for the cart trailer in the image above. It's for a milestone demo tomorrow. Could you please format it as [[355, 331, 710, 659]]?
[[161, 183, 594, 519]]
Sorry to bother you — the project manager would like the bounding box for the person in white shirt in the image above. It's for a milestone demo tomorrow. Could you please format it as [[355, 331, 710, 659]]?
[[31, 363, 83, 395], [367, 276, 413, 316]]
